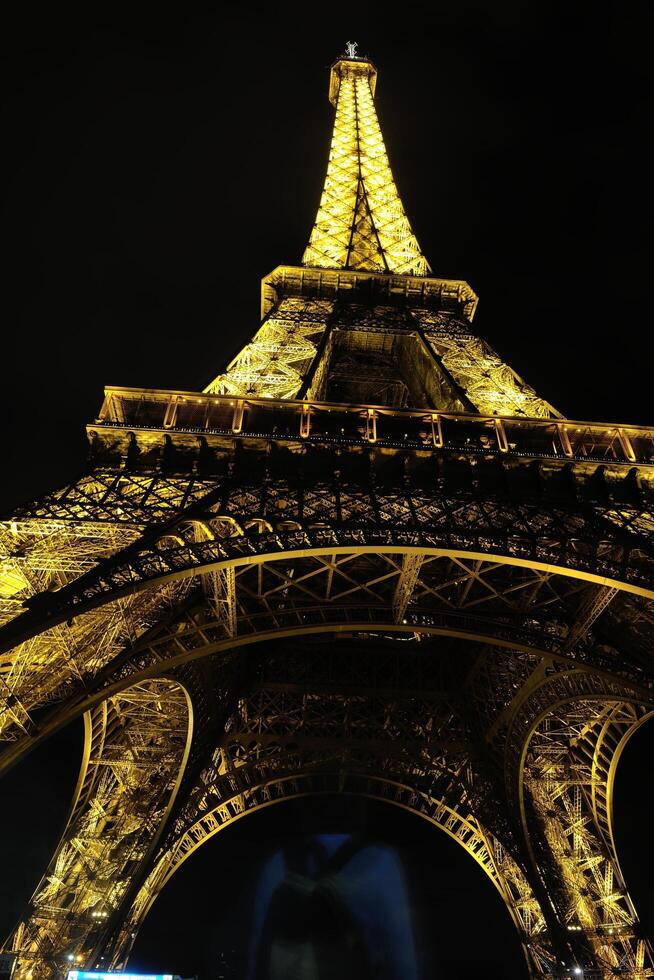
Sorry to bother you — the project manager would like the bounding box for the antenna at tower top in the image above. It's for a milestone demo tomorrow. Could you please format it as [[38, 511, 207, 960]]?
[[344, 40, 358, 58]]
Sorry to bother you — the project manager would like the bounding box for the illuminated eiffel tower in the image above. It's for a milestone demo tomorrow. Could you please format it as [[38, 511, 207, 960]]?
[[2, 45, 654, 980]]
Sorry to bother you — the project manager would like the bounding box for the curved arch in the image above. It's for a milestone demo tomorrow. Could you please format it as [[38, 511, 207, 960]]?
[[4, 539, 654, 769], [6, 602, 654, 783], [106, 771, 555, 979], [514, 686, 654, 844], [2, 520, 653, 976], [5, 677, 193, 980], [514, 684, 654, 976], [601, 707, 654, 849], [75, 540, 654, 608], [3, 516, 654, 658], [510, 679, 653, 919], [589, 706, 654, 911]]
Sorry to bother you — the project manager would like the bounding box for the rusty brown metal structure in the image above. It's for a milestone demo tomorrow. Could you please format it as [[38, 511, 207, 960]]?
[[2, 49, 654, 980]]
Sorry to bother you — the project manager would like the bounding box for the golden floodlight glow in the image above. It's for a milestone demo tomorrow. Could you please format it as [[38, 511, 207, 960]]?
[[2, 45, 654, 980], [303, 57, 429, 276], [0, 566, 29, 599]]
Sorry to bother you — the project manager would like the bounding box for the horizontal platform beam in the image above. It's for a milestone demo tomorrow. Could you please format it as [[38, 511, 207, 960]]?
[[92, 386, 653, 471], [260, 264, 479, 319]]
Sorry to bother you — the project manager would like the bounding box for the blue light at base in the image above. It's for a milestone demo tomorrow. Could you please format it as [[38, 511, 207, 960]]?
[[67, 972, 178, 980]]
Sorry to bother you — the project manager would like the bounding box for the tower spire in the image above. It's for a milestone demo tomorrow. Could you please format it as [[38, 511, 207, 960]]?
[[302, 51, 430, 276]]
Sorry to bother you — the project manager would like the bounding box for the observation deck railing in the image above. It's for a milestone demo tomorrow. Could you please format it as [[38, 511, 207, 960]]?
[[93, 386, 654, 469]]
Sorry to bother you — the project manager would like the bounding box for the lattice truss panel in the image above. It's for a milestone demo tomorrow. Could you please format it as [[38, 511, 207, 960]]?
[[2, 486, 654, 753], [203, 297, 561, 415], [523, 698, 654, 978], [317, 305, 412, 407], [204, 298, 333, 399], [10, 471, 221, 525], [2, 543, 654, 977], [414, 309, 558, 418], [2, 547, 651, 759], [302, 59, 429, 276], [217, 559, 649, 693], [0, 520, 139, 625], [8, 679, 190, 980], [467, 585, 628, 748], [15, 494, 653, 638], [0, 472, 208, 740], [0, 565, 194, 743], [101, 649, 554, 977], [227, 552, 595, 657]]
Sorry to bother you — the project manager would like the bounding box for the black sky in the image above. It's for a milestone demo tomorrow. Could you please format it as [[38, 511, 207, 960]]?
[[1, 2, 653, 977]]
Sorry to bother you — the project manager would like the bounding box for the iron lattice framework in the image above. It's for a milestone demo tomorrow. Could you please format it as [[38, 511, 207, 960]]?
[[2, 49, 654, 980]]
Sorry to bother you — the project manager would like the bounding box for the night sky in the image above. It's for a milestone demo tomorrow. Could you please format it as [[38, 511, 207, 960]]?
[[1, 3, 653, 978]]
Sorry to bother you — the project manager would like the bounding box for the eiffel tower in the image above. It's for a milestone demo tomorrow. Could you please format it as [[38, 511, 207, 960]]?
[[2, 46, 654, 980]]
